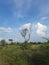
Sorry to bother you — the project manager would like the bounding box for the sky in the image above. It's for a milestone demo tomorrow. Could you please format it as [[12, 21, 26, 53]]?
[[0, 0, 49, 42]]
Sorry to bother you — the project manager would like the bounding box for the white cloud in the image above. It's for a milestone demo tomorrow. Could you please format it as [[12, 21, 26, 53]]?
[[20, 23, 32, 30], [36, 22, 47, 36], [0, 27, 12, 33]]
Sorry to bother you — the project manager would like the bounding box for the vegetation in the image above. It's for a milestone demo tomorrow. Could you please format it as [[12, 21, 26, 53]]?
[[9, 39, 14, 44], [0, 39, 7, 46], [0, 42, 49, 65]]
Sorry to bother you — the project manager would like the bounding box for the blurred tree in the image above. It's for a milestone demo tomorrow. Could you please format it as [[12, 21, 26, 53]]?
[[9, 39, 13, 44], [20, 24, 32, 43], [0, 39, 6, 46], [42, 37, 49, 43]]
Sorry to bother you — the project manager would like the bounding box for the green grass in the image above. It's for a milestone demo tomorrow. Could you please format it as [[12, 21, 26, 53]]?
[[0, 43, 49, 65]]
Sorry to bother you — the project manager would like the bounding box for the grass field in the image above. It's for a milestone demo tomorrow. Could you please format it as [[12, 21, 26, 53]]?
[[0, 42, 49, 65]]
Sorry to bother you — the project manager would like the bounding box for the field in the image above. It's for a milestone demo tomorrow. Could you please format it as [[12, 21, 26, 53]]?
[[0, 42, 49, 65]]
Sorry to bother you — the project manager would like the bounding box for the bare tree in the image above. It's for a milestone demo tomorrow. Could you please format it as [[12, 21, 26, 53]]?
[[20, 24, 32, 43], [20, 28, 28, 42]]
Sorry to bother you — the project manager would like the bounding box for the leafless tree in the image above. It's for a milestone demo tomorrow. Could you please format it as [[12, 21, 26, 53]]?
[[20, 24, 32, 43]]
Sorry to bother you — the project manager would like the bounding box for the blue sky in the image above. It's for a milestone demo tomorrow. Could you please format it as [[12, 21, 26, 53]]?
[[0, 0, 49, 42]]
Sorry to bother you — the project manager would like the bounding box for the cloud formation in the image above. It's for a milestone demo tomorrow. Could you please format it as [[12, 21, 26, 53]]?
[[0, 27, 12, 33], [0, 23, 48, 42], [20, 23, 32, 30], [36, 22, 47, 36], [20, 22, 48, 37]]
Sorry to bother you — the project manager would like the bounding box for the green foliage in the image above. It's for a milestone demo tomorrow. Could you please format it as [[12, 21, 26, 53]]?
[[0, 39, 7, 46], [0, 43, 49, 65]]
